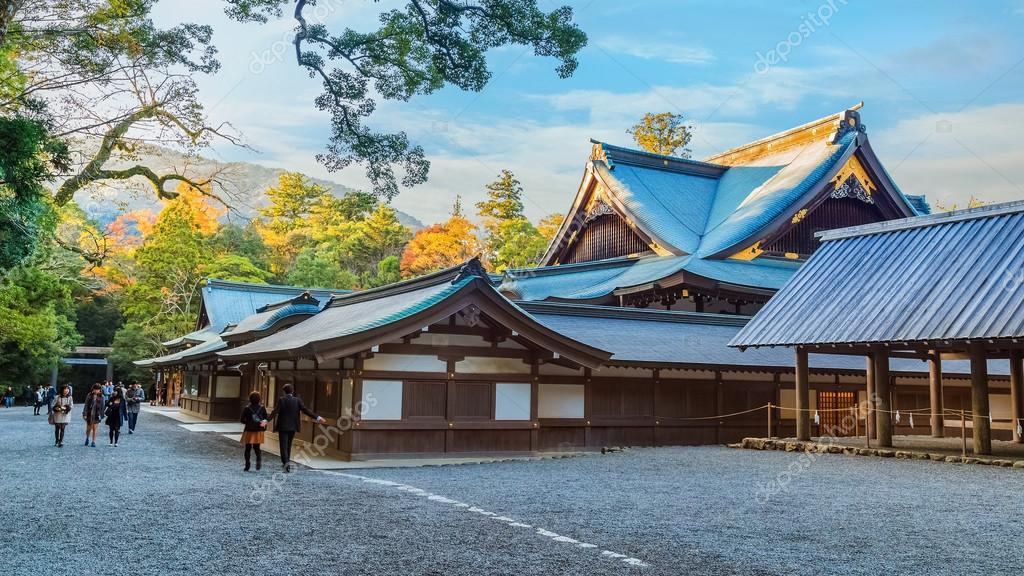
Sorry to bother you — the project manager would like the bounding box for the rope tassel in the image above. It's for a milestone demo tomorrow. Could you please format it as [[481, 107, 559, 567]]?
[[909, 413, 915, 429]]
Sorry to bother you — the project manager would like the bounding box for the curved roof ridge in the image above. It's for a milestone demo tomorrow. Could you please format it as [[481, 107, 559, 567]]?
[[328, 257, 487, 308], [704, 103, 862, 165]]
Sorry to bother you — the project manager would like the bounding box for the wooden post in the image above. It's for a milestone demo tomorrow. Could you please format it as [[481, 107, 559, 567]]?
[[1011, 349, 1023, 444], [795, 348, 810, 441], [873, 348, 893, 448], [969, 344, 992, 455], [865, 356, 876, 442], [960, 410, 967, 458], [928, 350, 943, 438], [767, 402, 774, 438]]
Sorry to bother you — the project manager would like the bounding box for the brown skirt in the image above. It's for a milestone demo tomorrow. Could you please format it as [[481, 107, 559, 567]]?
[[240, 430, 265, 445]]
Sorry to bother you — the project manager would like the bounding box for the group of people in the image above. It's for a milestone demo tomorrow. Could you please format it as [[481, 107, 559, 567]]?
[[36, 380, 146, 447], [19, 377, 323, 472], [79, 382, 146, 447]]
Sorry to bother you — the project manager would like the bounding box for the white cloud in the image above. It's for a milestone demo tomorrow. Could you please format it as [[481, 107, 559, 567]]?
[[598, 36, 714, 65], [871, 103, 1024, 208]]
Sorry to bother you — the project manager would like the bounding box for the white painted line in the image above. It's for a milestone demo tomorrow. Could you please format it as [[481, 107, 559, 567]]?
[[318, 470, 649, 568]]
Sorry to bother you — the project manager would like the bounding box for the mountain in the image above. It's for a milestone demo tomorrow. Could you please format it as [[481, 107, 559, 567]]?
[[73, 144, 424, 229]]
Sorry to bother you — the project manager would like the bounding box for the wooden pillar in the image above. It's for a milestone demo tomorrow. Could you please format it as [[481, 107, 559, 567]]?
[[1011, 349, 1023, 444], [969, 344, 991, 455], [865, 356, 875, 440], [928, 351, 944, 438], [873, 348, 892, 448], [795, 348, 810, 441]]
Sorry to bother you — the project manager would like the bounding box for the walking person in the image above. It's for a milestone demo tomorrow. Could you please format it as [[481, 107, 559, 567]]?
[[44, 384, 57, 416], [3, 386, 13, 408], [33, 386, 43, 416], [50, 386, 73, 447], [105, 389, 125, 447], [125, 383, 145, 434], [239, 392, 269, 472], [266, 384, 325, 473], [82, 384, 104, 447]]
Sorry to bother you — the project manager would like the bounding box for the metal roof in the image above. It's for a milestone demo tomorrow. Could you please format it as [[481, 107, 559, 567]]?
[[500, 254, 798, 301], [216, 259, 612, 367], [521, 302, 1006, 375], [730, 201, 1024, 348], [134, 336, 227, 367], [199, 279, 337, 333]]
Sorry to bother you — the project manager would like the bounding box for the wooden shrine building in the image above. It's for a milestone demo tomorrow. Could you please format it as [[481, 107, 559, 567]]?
[[135, 106, 1017, 460], [731, 201, 1024, 455]]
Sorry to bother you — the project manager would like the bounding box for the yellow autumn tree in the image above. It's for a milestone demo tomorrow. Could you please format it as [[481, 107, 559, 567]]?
[[400, 196, 482, 277]]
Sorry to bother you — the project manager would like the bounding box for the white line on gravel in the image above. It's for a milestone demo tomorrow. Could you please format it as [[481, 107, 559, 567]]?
[[318, 470, 649, 568]]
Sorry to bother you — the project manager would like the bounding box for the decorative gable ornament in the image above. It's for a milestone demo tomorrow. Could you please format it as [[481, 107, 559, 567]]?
[[831, 174, 875, 205], [583, 199, 616, 225]]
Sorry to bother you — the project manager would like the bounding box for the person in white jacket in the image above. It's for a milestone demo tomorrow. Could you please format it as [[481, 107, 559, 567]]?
[[50, 386, 73, 447]]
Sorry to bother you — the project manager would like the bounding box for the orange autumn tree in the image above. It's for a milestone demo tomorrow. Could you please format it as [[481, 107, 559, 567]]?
[[400, 196, 482, 277]]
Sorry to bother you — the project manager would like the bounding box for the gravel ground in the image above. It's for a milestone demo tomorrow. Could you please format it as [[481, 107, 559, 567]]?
[[2, 407, 1022, 576]]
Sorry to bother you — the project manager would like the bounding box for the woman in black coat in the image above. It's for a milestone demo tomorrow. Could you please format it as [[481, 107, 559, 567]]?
[[239, 391, 268, 472], [105, 389, 125, 447]]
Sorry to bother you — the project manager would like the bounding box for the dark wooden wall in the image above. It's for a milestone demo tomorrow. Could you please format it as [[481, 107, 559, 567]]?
[[763, 197, 885, 257], [562, 213, 651, 263]]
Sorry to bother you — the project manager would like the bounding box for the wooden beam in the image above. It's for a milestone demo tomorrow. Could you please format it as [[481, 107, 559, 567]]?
[[873, 348, 892, 448], [865, 355, 875, 441], [969, 343, 992, 456], [1010, 349, 1023, 444], [795, 348, 810, 441], [928, 351, 944, 438]]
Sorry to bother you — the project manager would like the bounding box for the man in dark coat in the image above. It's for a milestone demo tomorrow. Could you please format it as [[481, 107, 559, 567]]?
[[267, 383, 325, 472]]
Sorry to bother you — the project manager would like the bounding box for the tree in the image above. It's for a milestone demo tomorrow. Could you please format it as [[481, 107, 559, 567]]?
[[0, 1, 240, 269], [489, 218, 547, 272], [203, 254, 272, 284], [477, 170, 526, 227], [343, 205, 412, 278], [401, 198, 482, 277], [120, 183, 214, 343], [285, 247, 357, 290], [0, 264, 82, 388], [627, 112, 693, 157], [537, 213, 564, 242], [0, 113, 69, 268], [210, 222, 270, 271], [224, 0, 586, 200]]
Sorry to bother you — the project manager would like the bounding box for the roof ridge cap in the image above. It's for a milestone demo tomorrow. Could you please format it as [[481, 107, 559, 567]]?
[[517, 301, 751, 326], [818, 200, 1024, 242], [704, 103, 863, 164], [328, 258, 476, 308]]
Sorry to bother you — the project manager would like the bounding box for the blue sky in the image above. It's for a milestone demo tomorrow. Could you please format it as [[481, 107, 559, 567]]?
[[153, 1, 1024, 224]]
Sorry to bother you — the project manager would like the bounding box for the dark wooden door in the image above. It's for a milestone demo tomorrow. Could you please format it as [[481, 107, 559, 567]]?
[[817, 390, 857, 436]]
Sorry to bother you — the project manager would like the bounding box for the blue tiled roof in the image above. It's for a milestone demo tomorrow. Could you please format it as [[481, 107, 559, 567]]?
[[696, 131, 858, 257], [596, 162, 716, 255], [501, 255, 799, 301], [731, 201, 1024, 348], [200, 279, 337, 333]]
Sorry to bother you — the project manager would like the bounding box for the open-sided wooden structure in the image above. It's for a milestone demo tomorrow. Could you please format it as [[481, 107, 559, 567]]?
[[732, 202, 1024, 455]]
